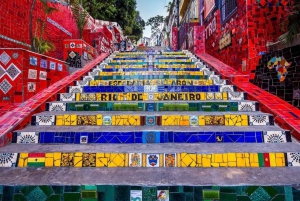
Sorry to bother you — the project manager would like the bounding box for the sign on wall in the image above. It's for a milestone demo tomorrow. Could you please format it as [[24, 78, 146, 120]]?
[[219, 32, 232, 50], [204, 0, 215, 19]]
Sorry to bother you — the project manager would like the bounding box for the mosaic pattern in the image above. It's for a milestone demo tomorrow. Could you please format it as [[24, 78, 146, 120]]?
[[0, 51, 11, 65], [30, 56, 38, 66], [66, 51, 81, 68], [0, 79, 12, 94], [9, 151, 291, 168], [16, 132, 39, 144], [0, 185, 297, 201], [48, 103, 66, 111], [28, 69, 37, 79], [35, 115, 55, 126], [27, 82, 36, 92], [6, 63, 21, 80], [263, 131, 287, 143]]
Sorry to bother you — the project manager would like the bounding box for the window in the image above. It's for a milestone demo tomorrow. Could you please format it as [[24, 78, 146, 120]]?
[[220, 0, 237, 23]]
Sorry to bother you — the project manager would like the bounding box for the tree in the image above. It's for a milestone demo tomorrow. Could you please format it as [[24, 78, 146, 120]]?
[[278, 0, 300, 44], [146, 15, 165, 33], [70, 0, 88, 39]]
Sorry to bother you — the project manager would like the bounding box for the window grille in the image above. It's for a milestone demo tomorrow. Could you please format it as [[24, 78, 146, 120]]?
[[220, 0, 237, 23]]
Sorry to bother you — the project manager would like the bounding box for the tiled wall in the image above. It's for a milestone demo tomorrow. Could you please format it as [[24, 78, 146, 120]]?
[[251, 44, 300, 108], [0, 49, 69, 103], [0, 185, 298, 201]]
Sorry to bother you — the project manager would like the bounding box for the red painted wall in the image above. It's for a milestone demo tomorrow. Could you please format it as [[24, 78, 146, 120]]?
[[203, 0, 290, 78], [0, 1, 79, 60]]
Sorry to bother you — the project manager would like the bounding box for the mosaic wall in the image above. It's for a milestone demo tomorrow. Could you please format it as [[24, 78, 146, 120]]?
[[251, 44, 300, 109], [0, 49, 68, 103], [203, 0, 291, 77], [0, 185, 299, 201], [1, 151, 299, 168]]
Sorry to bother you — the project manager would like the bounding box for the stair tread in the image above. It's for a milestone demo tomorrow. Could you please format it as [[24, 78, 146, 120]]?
[[16, 125, 285, 132], [1, 143, 300, 153]]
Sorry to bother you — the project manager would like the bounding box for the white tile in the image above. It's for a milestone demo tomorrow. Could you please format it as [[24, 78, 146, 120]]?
[[0, 153, 18, 167], [238, 102, 256, 111], [146, 154, 160, 167], [36, 115, 55, 125], [263, 131, 287, 143], [129, 153, 142, 167], [249, 115, 270, 126], [131, 190, 142, 200], [287, 152, 300, 167], [17, 132, 39, 144], [69, 86, 82, 93], [49, 103, 66, 111], [60, 93, 75, 101], [228, 92, 244, 100], [157, 190, 169, 201], [220, 85, 234, 93]]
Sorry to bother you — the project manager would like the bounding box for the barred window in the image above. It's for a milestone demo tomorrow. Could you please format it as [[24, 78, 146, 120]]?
[[220, 0, 237, 23]]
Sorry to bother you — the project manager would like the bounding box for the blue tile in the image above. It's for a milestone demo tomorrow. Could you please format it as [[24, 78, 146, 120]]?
[[174, 133, 185, 143], [142, 131, 160, 143]]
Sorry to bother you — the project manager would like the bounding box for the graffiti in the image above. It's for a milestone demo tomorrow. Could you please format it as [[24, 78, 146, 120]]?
[[205, 16, 217, 39]]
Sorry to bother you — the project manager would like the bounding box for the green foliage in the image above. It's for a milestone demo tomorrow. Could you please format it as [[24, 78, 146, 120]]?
[[33, 19, 55, 54], [70, 0, 88, 39], [146, 15, 165, 33], [278, 0, 300, 44]]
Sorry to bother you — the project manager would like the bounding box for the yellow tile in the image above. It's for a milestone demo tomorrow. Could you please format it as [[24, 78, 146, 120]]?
[[211, 163, 220, 167], [177, 153, 181, 167], [223, 154, 228, 163], [74, 154, 83, 168], [276, 153, 284, 158], [241, 115, 249, 126], [56, 115, 64, 126], [227, 153, 236, 162], [222, 92, 227, 100], [202, 157, 211, 167], [276, 158, 285, 167], [214, 154, 223, 163], [160, 154, 164, 167], [53, 152, 61, 167], [197, 154, 202, 167], [96, 153, 108, 167], [220, 163, 228, 167], [181, 153, 197, 167], [250, 162, 259, 167], [228, 162, 237, 167], [142, 154, 146, 167], [108, 153, 125, 167], [236, 153, 244, 158], [45, 153, 54, 167], [269, 153, 277, 167], [76, 93, 80, 101], [198, 116, 205, 126], [97, 114, 103, 125], [245, 157, 250, 167], [237, 158, 245, 167], [64, 114, 77, 126], [18, 153, 28, 167]]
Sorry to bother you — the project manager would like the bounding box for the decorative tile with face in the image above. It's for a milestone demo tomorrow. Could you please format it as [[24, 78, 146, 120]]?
[[146, 154, 160, 167], [27, 82, 36, 92], [263, 131, 287, 143], [102, 116, 112, 126], [17, 132, 39, 144], [36, 115, 55, 125], [287, 152, 300, 167], [0, 153, 18, 167], [189, 116, 198, 126], [129, 153, 142, 167], [249, 115, 270, 126], [164, 153, 176, 167]]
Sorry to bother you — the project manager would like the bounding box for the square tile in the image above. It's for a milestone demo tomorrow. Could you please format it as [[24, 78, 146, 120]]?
[[80, 136, 88, 144], [60, 93, 76, 101], [28, 69, 37, 79], [0, 153, 18, 167], [58, 64, 63, 71], [263, 131, 287, 143], [6, 63, 21, 81], [70, 42, 75, 48], [238, 102, 256, 111], [17, 132, 39, 144], [157, 190, 169, 201], [102, 116, 112, 125], [189, 116, 198, 126], [131, 190, 142, 201], [142, 131, 160, 143], [287, 153, 300, 167], [146, 116, 156, 126], [0, 51, 11, 65], [40, 59, 47, 68], [164, 153, 176, 167], [129, 153, 142, 167], [36, 115, 55, 125], [0, 79, 12, 94], [28, 82, 36, 92], [39, 71, 47, 80], [30, 56, 38, 66], [61, 153, 74, 167], [82, 153, 96, 167], [69, 86, 82, 93], [146, 154, 160, 167], [50, 61, 56, 70], [220, 85, 234, 93], [249, 115, 270, 125], [228, 92, 244, 100], [49, 103, 66, 111]]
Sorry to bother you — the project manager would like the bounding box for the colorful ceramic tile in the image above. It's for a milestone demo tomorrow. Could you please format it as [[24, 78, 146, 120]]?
[[40, 59, 47, 68], [82, 153, 96, 167], [27, 82, 36, 92], [249, 115, 270, 126], [238, 102, 256, 111], [36, 115, 55, 125], [0, 79, 12, 94], [83, 51, 88, 60], [189, 116, 198, 126], [148, 93, 155, 100], [146, 154, 160, 167], [164, 153, 176, 167], [102, 116, 112, 126], [27, 153, 45, 167], [287, 152, 300, 167], [142, 132, 160, 143], [61, 153, 74, 167], [0, 64, 5, 79], [131, 190, 142, 201], [58, 64, 63, 71], [220, 85, 234, 93], [146, 116, 156, 126], [0, 51, 11, 65], [29, 56, 38, 66], [144, 85, 158, 92], [17, 132, 39, 144], [70, 42, 76, 48], [39, 71, 47, 80], [129, 153, 142, 167], [69, 86, 82, 93], [0, 153, 18, 167], [28, 69, 37, 79], [263, 131, 287, 143], [60, 93, 76, 101], [77, 115, 97, 125], [205, 115, 225, 125], [6, 63, 21, 80], [228, 92, 244, 100], [69, 51, 76, 59], [49, 103, 66, 111], [77, 79, 90, 86], [50, 61, 56, 70], [157, 190, 169, 201], [80, 136, 88, 144]]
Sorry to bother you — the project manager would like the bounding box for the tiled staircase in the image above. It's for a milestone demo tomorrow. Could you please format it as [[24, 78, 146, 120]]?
[[1, 49, 300, 200]]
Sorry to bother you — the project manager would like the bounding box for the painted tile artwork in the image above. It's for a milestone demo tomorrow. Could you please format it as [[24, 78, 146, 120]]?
[[267, 56, 291, 82]]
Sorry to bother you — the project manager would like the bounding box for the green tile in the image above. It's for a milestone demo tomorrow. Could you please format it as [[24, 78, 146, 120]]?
[[46, 195, 61, 201], [193, 187, 203, 201], [142, 187, 157, 201], [258, 153, 265, 167], [220, 193, 236, 201], [21, 186, 37, 196], [130, 186, 142, 191], [82, 199, 98, 201], [290, 187, 299, 201], [0, 194, 2, 201], [64, 186, 81, 193], [186, 193, 194, 201], [237, 196, 251, 201], [262, 186, 277, 198], [97, 192, 106, 201], [249, 186, 271, 201], [115, 186, 130, 201], [81, 190, 97, 198], [39, 186, 54, 197], [81, 186, 97, 191], [273, 186, 284, 194], [203, 190, 219, 199], [13, 194, 27, 201], [272, 194, 285, 201], [236, 186, 248, 196], [14, 186, 24, 194], [220, 187, 237, 193], [170, 192, 186, 201], [51, 186, 63, 194], [184, 186, 194, 193], [63, 193, 80, 201], [245, 186, 258, 196], [25, 187, 48, 201]]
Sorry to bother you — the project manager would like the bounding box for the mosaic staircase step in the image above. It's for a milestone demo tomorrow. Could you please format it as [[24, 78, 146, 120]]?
[[46, 101, 259, 112], [58, 91, 246, 102], [13, 125, 290, 144]]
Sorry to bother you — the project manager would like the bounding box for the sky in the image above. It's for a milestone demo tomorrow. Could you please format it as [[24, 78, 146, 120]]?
[[136, 0, 172, 38]]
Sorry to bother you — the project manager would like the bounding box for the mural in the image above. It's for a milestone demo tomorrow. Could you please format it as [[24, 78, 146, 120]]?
[[267, 56, 291, 82]]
